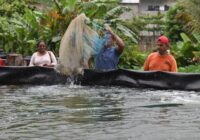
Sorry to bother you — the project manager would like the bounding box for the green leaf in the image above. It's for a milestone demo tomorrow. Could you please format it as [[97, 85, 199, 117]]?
[[27, 40, 36, 44], [180, 32, 191, 42], [52, 36, 61, 43], [176, 41, 184, 49], [116, 24, 138, 43], [193, 33, 200, 44]]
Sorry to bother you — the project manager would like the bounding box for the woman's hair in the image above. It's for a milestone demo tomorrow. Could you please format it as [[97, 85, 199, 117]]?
[[36, 40, 46, 48]]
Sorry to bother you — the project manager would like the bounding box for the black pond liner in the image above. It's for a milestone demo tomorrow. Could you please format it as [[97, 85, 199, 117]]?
[[0, 66, 200, 91]]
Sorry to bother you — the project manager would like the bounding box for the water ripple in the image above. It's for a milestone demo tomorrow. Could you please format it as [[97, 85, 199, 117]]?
[[0, 85, 200, 139]]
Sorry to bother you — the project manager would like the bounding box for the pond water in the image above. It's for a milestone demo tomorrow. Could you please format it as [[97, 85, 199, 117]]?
[[0, 85, 200, 140]]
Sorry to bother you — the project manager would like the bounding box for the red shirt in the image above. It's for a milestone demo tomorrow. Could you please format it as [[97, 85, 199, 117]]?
[[144, 52, 177, 72], [0, 58, 4, 66]]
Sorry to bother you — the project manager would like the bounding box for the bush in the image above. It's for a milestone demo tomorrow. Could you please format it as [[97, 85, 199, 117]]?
[[119, 45, 148, 70]]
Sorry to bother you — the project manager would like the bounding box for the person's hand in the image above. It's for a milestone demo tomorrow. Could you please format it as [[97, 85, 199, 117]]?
[[84, 17, 91, 25], [104, 24, 114, 35], [43, 64, 54, 68]]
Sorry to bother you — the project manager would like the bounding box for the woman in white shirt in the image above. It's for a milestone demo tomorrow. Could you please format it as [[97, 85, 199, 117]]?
[[29, 41, 57, 67]]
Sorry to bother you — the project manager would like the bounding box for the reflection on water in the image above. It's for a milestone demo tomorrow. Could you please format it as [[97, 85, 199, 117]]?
[[63, 96, 124, 123], [1, 85, 200, 139]]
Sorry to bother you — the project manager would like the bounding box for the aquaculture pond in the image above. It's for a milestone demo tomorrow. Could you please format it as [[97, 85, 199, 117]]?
[[0, 85, 200, 140]]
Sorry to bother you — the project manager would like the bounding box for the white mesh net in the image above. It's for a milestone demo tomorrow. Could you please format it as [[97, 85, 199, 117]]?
[[57, 13, 102, 75]]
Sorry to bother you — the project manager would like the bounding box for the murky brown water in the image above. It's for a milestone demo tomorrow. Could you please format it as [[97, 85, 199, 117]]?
[[0, 85, 200, 140]]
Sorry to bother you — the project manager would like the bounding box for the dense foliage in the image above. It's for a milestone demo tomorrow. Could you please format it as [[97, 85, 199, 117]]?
[[164, 5, 186, 42], [0, 0, 137, 56], [178, 0, 200, 33], [1, 0, 200, 72], [164, 0, 200, 72], [119, 45, 147, 70]]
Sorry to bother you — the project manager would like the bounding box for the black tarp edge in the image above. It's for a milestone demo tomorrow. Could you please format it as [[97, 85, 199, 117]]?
[[0, 66, 200, 91]]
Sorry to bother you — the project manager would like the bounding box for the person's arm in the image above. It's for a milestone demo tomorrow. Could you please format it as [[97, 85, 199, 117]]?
[[171, 56, 177, 72], [106, 26, 125, 54], [49, 51, 57, 66], [113, 33, 125, 54], [29, 53, 35, 66], [44, 51, 57, 67], [143, 55, 150, 71]]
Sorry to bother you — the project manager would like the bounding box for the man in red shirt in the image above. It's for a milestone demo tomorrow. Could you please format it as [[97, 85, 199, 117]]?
[[143, 36, 177, 72]]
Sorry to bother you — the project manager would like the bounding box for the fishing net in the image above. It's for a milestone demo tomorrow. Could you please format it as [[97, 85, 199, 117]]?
[[57, 13, 103, 75]]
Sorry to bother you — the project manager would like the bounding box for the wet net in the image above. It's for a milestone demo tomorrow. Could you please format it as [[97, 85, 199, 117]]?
[[57, 13, 103, 75]]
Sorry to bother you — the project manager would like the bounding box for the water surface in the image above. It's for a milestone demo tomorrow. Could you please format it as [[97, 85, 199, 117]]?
[[0, 85, 200, 140]]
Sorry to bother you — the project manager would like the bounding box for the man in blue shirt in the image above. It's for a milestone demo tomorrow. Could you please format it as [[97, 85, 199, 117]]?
[[95, 26, 125, 70]]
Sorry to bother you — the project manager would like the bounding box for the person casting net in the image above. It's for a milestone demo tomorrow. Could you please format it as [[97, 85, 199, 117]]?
[[57, 13, 103, 75]]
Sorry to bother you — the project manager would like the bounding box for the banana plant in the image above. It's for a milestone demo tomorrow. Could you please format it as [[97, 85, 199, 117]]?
[[172, 32, 200, 66], [51, 0, 138, 44]]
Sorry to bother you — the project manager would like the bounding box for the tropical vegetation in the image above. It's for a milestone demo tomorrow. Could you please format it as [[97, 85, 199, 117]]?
[[1, 0, 200, 72]]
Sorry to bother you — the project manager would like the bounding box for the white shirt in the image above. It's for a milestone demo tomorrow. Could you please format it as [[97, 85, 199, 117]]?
[[29, 51, 57, 67]]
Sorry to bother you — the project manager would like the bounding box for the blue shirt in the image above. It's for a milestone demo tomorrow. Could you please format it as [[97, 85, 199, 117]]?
[[95, 47, 120, 70]]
